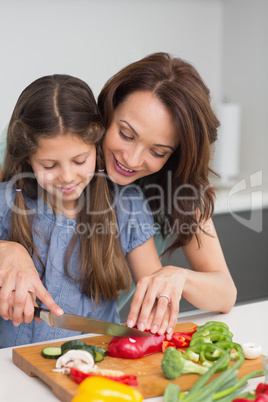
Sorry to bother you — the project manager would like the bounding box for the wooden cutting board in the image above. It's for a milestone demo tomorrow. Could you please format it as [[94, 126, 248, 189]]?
[[12, 322, 263, 401]]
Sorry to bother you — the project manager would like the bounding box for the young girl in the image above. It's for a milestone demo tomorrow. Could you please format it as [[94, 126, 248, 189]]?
[[0, 74, 158, 348]]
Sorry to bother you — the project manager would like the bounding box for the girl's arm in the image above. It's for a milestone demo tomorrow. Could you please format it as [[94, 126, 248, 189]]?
[[0, 240, 63, 324], [126, 218, 237, 339]]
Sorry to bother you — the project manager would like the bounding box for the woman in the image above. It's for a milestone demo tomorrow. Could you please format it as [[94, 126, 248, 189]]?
[[0, 53, 237, 338]]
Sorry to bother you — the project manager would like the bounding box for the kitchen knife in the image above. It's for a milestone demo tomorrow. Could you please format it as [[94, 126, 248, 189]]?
[[34, 307, 153, 337]]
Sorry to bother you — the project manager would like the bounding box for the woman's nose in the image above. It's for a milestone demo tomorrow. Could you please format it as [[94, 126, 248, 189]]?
[[122, 146, 144, 169]]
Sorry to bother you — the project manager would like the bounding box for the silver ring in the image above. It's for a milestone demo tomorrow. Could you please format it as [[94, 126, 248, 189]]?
[[157, 294, 170, 303]]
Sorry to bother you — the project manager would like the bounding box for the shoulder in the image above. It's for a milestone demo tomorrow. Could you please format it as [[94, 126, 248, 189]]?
[[114, 184, 151, 217], [0, 181, 16, 237], [0, 181, 16, 206], [114, 185, 157, 255]]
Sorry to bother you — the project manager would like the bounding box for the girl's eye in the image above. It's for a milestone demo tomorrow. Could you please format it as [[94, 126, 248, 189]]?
[[44, 165, 56, 170], [119, 130, 133, 141], [74, 160, 86, 165], [151, 150, 165, 158]]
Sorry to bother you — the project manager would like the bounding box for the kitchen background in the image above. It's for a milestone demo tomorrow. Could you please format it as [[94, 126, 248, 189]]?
[[0, 0, 267, 317]]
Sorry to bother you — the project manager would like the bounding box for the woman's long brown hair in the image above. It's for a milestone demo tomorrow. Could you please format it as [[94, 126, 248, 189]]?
[[98, 52, 220, 254], [4, 74, 130, 302]]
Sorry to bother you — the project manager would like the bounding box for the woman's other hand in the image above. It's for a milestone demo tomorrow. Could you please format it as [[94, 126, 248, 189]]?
[[127, 266, 185, 340]]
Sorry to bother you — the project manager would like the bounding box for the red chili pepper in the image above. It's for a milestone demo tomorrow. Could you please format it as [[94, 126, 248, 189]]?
[[256, 384, 268, 395], [162, 341, 176, 353], [69, 367, 138, 386], [107, 332, 166, 359], [171, 331, 196, 348]]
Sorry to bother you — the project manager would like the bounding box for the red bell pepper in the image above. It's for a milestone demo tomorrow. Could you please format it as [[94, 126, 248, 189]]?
[[256, 384, 268, 396], [171, 332, 194, 348], [233, 383, 268, 402], [69, 367, 138, 386], [107, 327, 197, 359], [107, 332, 166, 359], [255, 396, 268, 402]]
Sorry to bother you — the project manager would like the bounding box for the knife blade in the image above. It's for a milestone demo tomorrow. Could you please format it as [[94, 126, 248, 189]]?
[[34, 307, 152, 337]]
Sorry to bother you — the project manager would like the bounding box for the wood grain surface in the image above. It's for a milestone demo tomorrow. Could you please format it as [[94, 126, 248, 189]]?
[[12, 322, 263, 401]]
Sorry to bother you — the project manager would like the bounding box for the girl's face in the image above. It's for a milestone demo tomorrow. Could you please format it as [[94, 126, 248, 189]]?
[[103, 91, 178, 186], [29, 134, 96, 215]]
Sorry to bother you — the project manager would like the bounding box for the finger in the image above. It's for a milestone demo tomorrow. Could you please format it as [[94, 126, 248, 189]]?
[[158, 308, 170, 336], [149, 295, 170, 334], [23, 293, 36, 324], [126, 278, 149, 329], [145, 304, 157, 331], [12, 271, 37, 324], [34, 282, 63, 316], [0, 271, 16, 319], [165, 298, 180, 340], [134, 285, 159, 332]]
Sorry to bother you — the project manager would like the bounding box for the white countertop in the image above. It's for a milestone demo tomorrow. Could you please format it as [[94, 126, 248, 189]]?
[[0, 299, 267, 402]]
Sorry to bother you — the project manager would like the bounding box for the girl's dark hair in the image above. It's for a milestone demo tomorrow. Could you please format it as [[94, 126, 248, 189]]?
[[4, 74, 130, 302], [98, 52, 219, 254]]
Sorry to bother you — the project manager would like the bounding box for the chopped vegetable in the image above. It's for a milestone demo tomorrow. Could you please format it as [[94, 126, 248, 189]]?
[[41, 346, 62, 359], [61, 340, 87, 354], [242, 343, 262, 359], [61, 340, 107, 362], [70, 366, 138, 386], [161, 347, 208, 379], [55, 349, 95, 373], [107, 332, 166, 359], [164, 382, 181, 402], [72, 376, 143, 402]]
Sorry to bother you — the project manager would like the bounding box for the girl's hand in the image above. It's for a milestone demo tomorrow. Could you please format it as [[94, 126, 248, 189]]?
[[126, 266, 186, 340], [0, 241, 63, 325]]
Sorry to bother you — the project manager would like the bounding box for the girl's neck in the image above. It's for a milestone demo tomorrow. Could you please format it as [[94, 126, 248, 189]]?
[[44, 192, 78, 219]]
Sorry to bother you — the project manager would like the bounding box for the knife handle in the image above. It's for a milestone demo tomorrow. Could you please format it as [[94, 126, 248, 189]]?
[[34, 306, 42, 318]]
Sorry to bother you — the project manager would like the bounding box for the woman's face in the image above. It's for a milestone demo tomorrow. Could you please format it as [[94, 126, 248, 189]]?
[[103, 91, 178, 186]]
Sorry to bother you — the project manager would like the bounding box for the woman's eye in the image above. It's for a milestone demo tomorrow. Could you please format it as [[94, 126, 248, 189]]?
[[151, 150, 165, 158], [74, 160, 86, 165], [119, 130, 133, 141]]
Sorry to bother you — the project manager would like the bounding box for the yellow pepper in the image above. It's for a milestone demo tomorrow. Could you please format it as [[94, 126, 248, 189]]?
[[72, 376, 143, 402]]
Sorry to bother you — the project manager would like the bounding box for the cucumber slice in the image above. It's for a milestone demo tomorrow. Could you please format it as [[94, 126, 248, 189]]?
[[41, 346, 62, 359], [60, 340, 107, 362], [61, 340, 86, 354], [90, 346, 107, 362]]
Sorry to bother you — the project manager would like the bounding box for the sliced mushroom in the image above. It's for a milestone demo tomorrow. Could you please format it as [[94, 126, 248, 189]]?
[[242, 342, 262, 359], [55, 349, 95, 370]]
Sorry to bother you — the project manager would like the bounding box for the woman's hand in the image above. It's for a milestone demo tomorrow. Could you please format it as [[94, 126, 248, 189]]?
[[0, 241, 63, 325], [127, 266, 186, 340]]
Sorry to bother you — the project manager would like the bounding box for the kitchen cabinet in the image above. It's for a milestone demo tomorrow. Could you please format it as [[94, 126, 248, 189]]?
[[119, 207, 268, 322]]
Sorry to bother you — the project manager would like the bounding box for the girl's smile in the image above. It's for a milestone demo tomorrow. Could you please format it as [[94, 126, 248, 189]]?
[[29, 134, 96, 216]]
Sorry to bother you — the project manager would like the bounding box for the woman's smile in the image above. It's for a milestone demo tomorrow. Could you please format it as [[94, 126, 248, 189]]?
[[113, 155, 138, 176]]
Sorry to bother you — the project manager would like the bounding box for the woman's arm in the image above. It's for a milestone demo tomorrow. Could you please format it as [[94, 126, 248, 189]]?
[[180, 218, 237, 312], [0, 240, 63, 324], [126, 218, 237, 339]]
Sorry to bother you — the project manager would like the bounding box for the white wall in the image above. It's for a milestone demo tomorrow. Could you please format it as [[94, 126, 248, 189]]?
[[1, 0, 267, 183], [221, 0, 268, 182], [0, 0, 222, 130]]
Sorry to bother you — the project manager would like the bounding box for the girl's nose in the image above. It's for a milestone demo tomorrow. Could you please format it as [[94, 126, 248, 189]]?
[[59, 166, 76, 183]]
